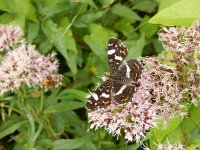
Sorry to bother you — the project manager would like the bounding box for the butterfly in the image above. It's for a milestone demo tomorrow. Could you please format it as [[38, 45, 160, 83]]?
[[85, 37, 143, 111]]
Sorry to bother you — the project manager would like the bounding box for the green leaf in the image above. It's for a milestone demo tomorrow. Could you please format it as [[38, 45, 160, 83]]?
[[189, 105, 200, 125], [0, 0, 37, 22], [52, 137, 89, 150], [189, 135, 200, 145], [41, 1, 69, 19], [163, 126, 182, 144], [99, 0, 115, 8], [26, 22, 39, 43], [38, 39, 53, 54], [42, 19, 78, 75], [153, 40, 164, 54], [181, 117, 196, 135], [45, 101, 84, 113], [185, 144, 200, 150], [151, 116, 182, 142], [114, 19, 135, 37], [133, 0, 157, 13], [50, 113, 65, 134], [155, 0, 181, 10], [74, 10, 107, 28], [149, 0, 200, 26], [84, 24, 117, 62], [0, 13, 26, 28], [111, 4, 141, 21], [139, 16, 159, 39], [80, 0, 97, 9], [0, 120, 25, 139], [58, 89, 87, 102], [124, 34, 145, 59]]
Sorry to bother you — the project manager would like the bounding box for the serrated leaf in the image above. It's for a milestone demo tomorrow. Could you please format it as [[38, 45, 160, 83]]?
[[149, 0, 200, 26], [111, 4, 141, 21], [84, 24, 117, 62]]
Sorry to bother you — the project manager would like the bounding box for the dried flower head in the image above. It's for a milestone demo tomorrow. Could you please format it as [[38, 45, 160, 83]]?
[[0, 43, 63, 95], [88, 57, 185, 142], [0, 24, 23, 52]]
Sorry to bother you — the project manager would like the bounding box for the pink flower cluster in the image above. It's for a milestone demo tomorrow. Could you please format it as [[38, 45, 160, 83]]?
[[0, 25, 62, 95], [156, 142, 184, 150], [0, 24, 22, 52], [159, 21, 200, 105], [88, 57, 185, 142], [159, 21, 200, 53]]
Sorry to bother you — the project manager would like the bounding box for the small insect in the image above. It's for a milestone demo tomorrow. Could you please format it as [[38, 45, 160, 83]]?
[[85, 37, 143, 111], [42, 76, 55, 89]]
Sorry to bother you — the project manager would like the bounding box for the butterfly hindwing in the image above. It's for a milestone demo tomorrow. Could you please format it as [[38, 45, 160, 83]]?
[[85, 80, 112, 111], [112, 59, 143, 103], [108, 38, 128, 74], [112, 82, 135, 103]]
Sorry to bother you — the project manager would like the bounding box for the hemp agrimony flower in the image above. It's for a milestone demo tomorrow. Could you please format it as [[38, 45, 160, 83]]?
[[0, 24, 22, 52], [0, 25, 63, 95], [156, 141, 184, 150], [159, 21, 200, 105], [88, 57, 185, 142]]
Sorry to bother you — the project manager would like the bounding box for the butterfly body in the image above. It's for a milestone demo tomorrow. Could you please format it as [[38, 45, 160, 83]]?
[[86, 38, 143, 111]]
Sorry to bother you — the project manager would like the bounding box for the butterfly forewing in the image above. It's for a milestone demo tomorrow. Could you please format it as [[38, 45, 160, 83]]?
[[108, 38, 128, 74], [85, 80, 112, 111]]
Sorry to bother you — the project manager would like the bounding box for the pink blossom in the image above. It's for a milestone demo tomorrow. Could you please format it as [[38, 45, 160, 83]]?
[[88, 57, 184, 142], [156, 141, 184, 150], [0, 43, 63, 95], [159, 21, 200, 105], [159, 21, 200, 53], [0, 24, 22, 52]]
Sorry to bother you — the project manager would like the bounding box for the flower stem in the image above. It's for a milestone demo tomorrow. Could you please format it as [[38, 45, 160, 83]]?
[[40, 90, 44, 112]]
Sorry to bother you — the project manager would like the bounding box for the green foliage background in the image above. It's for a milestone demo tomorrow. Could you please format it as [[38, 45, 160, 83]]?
[[0, 0, 200, 149]]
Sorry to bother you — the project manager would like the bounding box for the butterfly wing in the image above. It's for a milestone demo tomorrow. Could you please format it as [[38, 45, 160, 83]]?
[[108, 38, 128, 74], [112, 59, 143, 103], [112, 82, 135, 103], [85, 80, 112, 111]]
